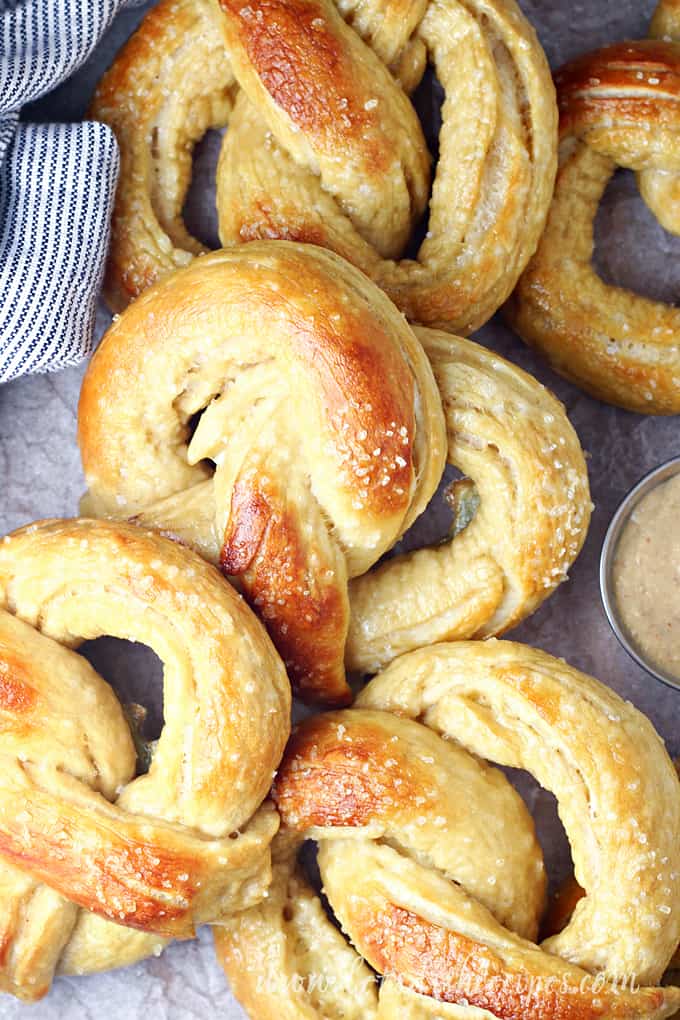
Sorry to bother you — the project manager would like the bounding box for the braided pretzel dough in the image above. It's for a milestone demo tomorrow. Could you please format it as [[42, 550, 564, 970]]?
[[215, 641, 680, 1019], [91, 0, 557, 333], [347, 329, 591, 674], [78, 243, 446, 704], [506, 1, 680, 414], [0, 519, 290, 1000]]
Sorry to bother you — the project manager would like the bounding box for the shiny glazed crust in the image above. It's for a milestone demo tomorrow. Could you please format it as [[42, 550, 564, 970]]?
[[215, 641, 680, 1019], [507, 0, 680, 414], [0, 519, 290, 1000], [77, 242, 447, 704], [91, 0, 557, 334], [347, 329, 591, 673]]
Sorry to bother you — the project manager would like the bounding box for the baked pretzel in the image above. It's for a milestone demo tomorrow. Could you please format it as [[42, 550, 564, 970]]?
[[0, 518, 290, 1001], [346, 329, 591, 674], [506, 1, 680, 415], [215, 641, 680, 1019], [78, 241, 590, 689], [91, 0, 557, 333], [78, 243, 447, 705]]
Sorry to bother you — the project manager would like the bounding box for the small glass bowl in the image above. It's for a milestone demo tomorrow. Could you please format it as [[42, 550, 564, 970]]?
[[600, 456, 680, 691]]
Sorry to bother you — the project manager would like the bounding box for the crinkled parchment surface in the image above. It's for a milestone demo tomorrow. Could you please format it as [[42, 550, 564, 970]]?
[[1, 1, 679, 1015]]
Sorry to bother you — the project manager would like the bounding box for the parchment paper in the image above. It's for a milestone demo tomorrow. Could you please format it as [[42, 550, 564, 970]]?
[[1, 1, 679, 1015]]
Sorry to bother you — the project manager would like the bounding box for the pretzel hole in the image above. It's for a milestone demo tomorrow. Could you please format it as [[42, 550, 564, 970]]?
[[183, 128, 225, 251], [296, 841, 356, 943], [387, 464, 476, 558], [436, 692, 573, 906], [185, 408, 208, 448], [79, 637, 164, 776], [502, 766, 572, 908], [594, 169, 680, 305], [405, 67, 445, 256], [181, 406, 219, 476]]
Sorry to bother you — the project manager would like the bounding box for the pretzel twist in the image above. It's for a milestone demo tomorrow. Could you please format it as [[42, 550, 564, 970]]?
[[0, 519, 290, 1000], [507, 0, 680, 414], [78, 243, 447, 704], [215, 641, 680, 1019], [346, 329, 591, 674], [78, 241, 590, 689], [91, 0, 557, 333]]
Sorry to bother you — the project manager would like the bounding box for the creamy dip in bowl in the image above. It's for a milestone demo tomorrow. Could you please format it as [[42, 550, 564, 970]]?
[[601, 457, 680, 689]]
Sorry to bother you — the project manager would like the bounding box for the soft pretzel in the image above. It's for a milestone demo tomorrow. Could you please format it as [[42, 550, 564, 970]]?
[[78, 242, 590, 690], [215, 641, 680, 1019], [506, 1, 680, 414], [91, 0, 557, 333], [0, 518, 290, 1000], [78, 242, 447, 704], [346, 329, 591, 674]]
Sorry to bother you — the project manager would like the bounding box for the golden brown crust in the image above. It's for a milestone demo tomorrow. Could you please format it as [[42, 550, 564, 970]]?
[[507, 27, 680, 414], [0, 650, 37, 715], [352, 903, 671, 1019], [221, 474, 351, 703], [218, 0, 393, 178], [92, 0, 557, 333], [216, 641, 680, 1019], [0, 518, 290, 1000], [273, 713, 429, 829], [78, 243, 446, 704]]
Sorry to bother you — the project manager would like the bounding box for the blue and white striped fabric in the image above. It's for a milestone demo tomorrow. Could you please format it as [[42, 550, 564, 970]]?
[[0, 1, 145, 383]]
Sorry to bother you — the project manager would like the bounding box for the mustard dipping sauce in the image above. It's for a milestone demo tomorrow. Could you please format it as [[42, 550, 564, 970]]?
[[612, 472, 680, 680]]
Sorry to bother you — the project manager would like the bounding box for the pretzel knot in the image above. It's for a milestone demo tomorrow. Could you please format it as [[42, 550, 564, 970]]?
[[91, 0, 557, 333], [215, 641, 680, 1020], [507, 5, 680, 414], [78, 243, 447, 704], [0, 520, 290, 1000]]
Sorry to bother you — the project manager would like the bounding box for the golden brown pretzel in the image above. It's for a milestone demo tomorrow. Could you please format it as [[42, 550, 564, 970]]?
[[78, 242, 590, 690], [0, 518, 290, 1001], [91, 0, 557, 333], [506, 0, 680, 415], [77, 243, 447, 704], [215, 641, 680, 1019], [346, 329, 591, 674]]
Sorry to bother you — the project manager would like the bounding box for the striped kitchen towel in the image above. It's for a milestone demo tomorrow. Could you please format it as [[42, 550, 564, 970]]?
[[0, 1, 145, 383]]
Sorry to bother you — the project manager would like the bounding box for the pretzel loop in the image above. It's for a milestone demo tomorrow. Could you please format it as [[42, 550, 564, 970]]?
[[346, 329, 591, 674], [0, 520, 290, 1000]]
